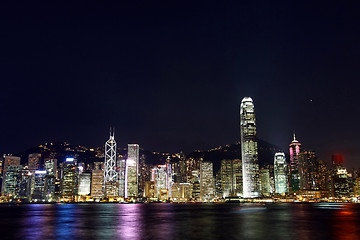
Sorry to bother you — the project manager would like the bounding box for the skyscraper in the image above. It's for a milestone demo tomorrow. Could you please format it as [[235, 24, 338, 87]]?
[[91, 162, 104, 200], [240, 97, 260, 198], [61, 158, 77, 202], [200, 161, 215, 201], [78, 172, 91, 196], [117, 159, 126, 197], [220, 159, 242, 198], [104, 128, 118, 198], [28, 153, 41, 170], [1, 155, 21, 195], [274, 152, 288, 194], [32, 170, 47, 201], [289, 134, 301, 192], [259, 168, 271, 197], [4, 165, 22, 198], [126, 144, 139, 199], [44, 158, 57, 177], [151, 164, 171, 201]]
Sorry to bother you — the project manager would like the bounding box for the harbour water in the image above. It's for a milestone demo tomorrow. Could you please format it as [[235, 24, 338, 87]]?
[[0, 203, 359, 240]]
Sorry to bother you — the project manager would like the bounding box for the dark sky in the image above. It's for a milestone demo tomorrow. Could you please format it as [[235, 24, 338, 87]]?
[[1, 1, 360, 167]]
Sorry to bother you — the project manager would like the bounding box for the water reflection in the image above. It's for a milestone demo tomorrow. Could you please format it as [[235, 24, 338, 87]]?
[[55, 204, 79, 239], [20, 204, 55, 240], [332, 204, 359, 240], [2, 203, 360, 240], [117, 204, 143, 240]]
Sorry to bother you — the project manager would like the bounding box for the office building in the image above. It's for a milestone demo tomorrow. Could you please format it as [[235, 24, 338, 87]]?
[[78, 172, 91, 196], [200, 161, 214, 201], [61, 158, 77, 202], [240, 97, 260, 198], [28, 153, 41, 170], [259, 168, 271, 197], [274, 152, 288, 194], [289, 134, 301, 192], [126, 144, 139, 199], [104, 128, 118, 197]]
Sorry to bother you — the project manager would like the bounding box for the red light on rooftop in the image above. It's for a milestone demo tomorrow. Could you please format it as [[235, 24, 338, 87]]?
[[332, 154, 344, 166]]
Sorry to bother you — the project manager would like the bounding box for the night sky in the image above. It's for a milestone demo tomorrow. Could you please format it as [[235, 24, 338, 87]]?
[[1, 1, 360, 167]]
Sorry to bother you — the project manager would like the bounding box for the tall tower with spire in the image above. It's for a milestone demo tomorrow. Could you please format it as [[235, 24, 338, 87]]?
[[240, 97, 260, 198], [289, 133, 301, 192], [104, 127, 118, 197]]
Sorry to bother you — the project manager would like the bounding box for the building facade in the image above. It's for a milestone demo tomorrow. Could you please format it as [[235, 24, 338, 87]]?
[[126, 144, 139, 199], [289, 134, 301, 192], [274, 152, 288, 194], [200, 161, 214, 201], [240, 97, 260, 198]]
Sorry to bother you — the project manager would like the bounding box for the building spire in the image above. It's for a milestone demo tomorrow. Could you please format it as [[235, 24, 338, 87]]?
[[109, 126, 115, 138], [293, 132, 296, 141]]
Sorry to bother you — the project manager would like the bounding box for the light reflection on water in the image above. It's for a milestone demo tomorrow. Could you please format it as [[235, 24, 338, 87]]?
[[0, 203, 359, 239]]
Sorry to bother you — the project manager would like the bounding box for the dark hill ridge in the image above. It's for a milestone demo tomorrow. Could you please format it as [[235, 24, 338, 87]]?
[[187, 138, 286, 172], [17, 139, 286, 173]]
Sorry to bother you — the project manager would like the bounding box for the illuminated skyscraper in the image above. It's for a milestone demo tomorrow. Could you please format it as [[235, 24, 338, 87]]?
[[78, 172, 91, 196], [1, 155, 21, 194], [104, 128, 118, 198], [91, 162, 104, 199], [151, 164, 171, 201], [126, 144, 139, 199], [259, 168, 271, 197], [240, 97, 260, 198], [274, 152, 288, 194], [44, 158, 57, 176], [200, 161, 215, 201], [32, 170, 47, 201], [61, 158, 77, 202], [289, 134, 301, 192], [117, 159, 126, 197], [4, 165, 22, 198], [220, 159, 242, 197], [28, 153, 41, 170], [300, 150, 321, 190]]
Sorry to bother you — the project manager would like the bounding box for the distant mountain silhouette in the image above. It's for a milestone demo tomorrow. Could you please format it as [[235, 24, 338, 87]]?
[[17, 139, 287, 173]]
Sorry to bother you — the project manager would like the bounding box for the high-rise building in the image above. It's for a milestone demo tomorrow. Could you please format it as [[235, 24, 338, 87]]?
[[28, 153, 41, 170], [185, 157, 203, 183], [44, 158, 57, 177], [44, 175, 56, 202], [354, 178, 360, 197], [259, 168, 271, 197], [274, 152, 288, 194], [78, 172, 91, 196], [126, 144, 139, 199], [32, 170, 47, 201], [240, 97, 260, 198], [330, 155, 351, 198], [151, 164, 173, 201], [300, 150, 320, 190], [104, 128, 118, 198], [289, 134, 301, 192], [200, 161, 214, 201], [1, 155, 21, 195], [117, 159, 126, 197], [144, 181, 156, 200], [91, 163, 104, 199], [61, 158, 77, 202], [220, 159, 242, 198], [19, 169, 32, 201], [4, 165, 22, 198]]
